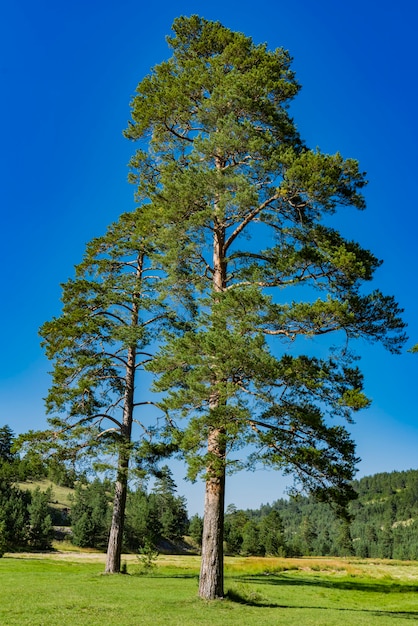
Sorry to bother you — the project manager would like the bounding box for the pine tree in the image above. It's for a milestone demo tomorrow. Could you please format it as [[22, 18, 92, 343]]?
[[241, 520, 262, 556], [0, 521, 7, 557], [151, 466, 188, 541], [34, 210, 168, 572], [27, 487, 54, 550], [300, 516, 317, 556], [124, 16, 405, 598], [71, 480, 111, 549], [124, 486, 161, 549], [0, 425, 15, 463], [259, 510, 286, 556], [188, 514, 204, 547], [224, 506, 248, 554], [0, 479, 30, 549]]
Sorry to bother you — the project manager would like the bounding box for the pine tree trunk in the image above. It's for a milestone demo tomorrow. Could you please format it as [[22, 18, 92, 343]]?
[[198, 178, 227, 599], [105, 256, 142, 573], [104, 344, 136, 573], [105, 456, 129, 573], [198, 427, 226, 599]]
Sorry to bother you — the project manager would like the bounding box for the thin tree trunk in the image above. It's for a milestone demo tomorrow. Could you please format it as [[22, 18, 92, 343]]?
[[105, 254, 143, 573], [198, 427, 226, 599], [104, 349, 134, 573], [105, 452, 129, 573]]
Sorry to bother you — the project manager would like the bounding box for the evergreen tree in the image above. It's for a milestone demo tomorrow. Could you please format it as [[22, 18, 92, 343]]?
[[125, 15, 406, 598], [27, 487, 54, 550], [380, 520, 394, 559], [259, 510, 286, 556], [188, 514, 204, 547], [0, 479, 30, 549], [224, 505, 249, 554], [30, 210, 168, 573], [0, 425, 20, 483], [241, 520, 262, 556], [300, 516, 317, 556], [151, 466, 188, 541], [124, 486, 161, 549], [71, 480, 111, 549], [337, 520, 354, 556], [0, 521, 7, 557], [0, 425, 15, 463]]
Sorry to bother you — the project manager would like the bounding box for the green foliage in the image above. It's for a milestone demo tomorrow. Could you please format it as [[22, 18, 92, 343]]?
[[150, 466, 189, 541], [234, 469, 418, 560], [300, 516, 318, 556], [30, 210, 169, 476], [241, 520, 263, 556], [0, 425, 16, 463], [224, 506, 249, 554], [0, 479, 30, 550], [188, 513, 203, 546], [0, 430, 65, 551], [15, 14, 408, 597], [258, 510, 285, 556], [137, 538, 159, 573], [46, 458, 77, 488], [0, 521, 6, 557], [224, 506, 286, 557], [123, 486, 160, 549], [27, 487, 54, 550], [28, 210, 176, 572], [124, 468, 189, 550], [123, 15, 406, 530], [70, 480, 112, 549], [0, 426, 47, 483]]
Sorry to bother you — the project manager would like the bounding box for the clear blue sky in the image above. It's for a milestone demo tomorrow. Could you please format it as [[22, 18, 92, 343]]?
[[1, 0, 417, 515]]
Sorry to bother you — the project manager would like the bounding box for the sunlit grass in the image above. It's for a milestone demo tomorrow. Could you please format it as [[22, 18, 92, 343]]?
[[1, 553, 418, 625], [17, 479, 74, 508]]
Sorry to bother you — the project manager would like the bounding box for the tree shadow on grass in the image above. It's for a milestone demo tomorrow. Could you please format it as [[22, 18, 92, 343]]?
[[225, 574, 418, 619], [131, 572, 199, 580], [235, 573, 418, 594]]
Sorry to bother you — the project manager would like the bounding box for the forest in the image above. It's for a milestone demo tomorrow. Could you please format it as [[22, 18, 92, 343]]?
[[2, 424, 418, 561]]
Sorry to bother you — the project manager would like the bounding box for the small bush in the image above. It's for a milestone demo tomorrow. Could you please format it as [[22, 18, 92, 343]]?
[[137, 539, 159, 574]]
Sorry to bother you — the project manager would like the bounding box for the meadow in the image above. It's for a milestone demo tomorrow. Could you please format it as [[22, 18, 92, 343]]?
[[1, 552, 417, 625]]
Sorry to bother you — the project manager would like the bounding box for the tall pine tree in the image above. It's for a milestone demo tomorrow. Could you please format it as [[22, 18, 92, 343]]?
[[37, 210, 167, 572], [125, 16, 406, 598]]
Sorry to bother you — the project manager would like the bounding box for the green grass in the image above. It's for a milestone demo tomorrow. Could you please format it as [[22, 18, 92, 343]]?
[[1, 554, 418, 625], [17, 479, 74, 509]]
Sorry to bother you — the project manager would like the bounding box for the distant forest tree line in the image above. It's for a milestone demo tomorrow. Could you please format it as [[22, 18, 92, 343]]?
[[0, 425, 188, 555], [2, 425, 418, 560]]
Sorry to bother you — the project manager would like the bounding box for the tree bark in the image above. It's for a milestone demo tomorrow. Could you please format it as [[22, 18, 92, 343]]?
[[198, 171, 228, 598], [104, 352, 134, 573], [198, 427, 226, 599], [105, 254, 143, 573], [105, 453, 129, 573]]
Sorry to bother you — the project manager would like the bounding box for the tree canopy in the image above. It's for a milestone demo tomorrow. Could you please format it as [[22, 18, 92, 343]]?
[[35, 210, 169, 572], [124, 15, 406, 599]]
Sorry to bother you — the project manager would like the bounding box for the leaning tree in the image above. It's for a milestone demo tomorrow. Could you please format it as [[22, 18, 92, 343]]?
[[124, 16, 406, 599], [38, 210, 167, 573]]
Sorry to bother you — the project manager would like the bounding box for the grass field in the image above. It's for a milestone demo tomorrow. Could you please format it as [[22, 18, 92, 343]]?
[[17, 479, 75, 508], [1, 552, 418, 625]]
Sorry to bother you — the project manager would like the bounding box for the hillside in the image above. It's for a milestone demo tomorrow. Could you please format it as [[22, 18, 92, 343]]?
[[18, 479, 74, 509], [241, 469, 418, 559], [6, 468, 418, 560]]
